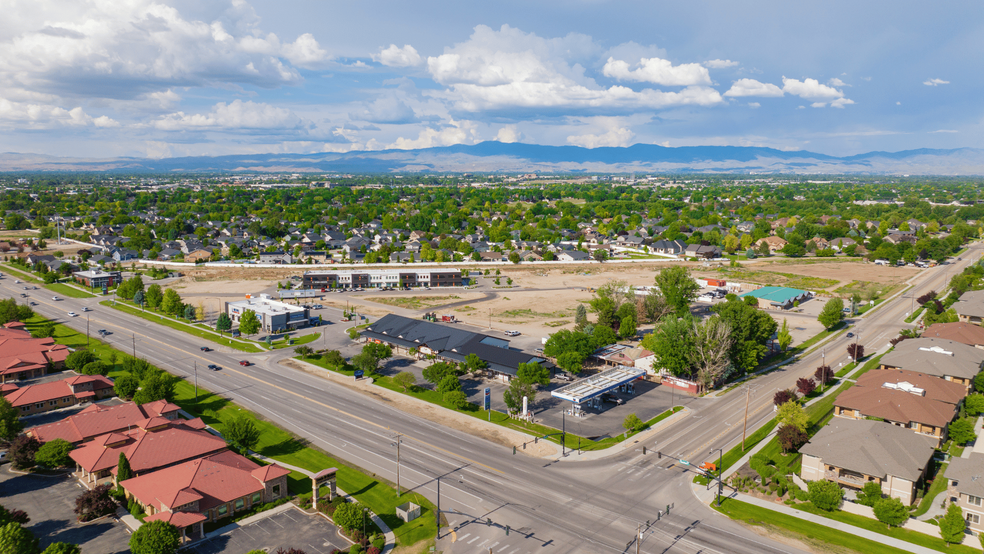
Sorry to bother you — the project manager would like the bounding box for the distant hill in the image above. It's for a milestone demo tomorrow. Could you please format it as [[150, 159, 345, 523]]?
[[1, 142, 983, 174]]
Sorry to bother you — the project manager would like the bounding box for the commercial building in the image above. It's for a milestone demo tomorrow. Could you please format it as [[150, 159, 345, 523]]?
[[27, 399, 181, 445], [360, 314, 551, 381], [72, 269, 122, 289], [738, 286, 812, 309], [2, 375, 114, 416], [302, 269, 462, 290], [225, 294, 309, 333], [0, 323, 70, 382]]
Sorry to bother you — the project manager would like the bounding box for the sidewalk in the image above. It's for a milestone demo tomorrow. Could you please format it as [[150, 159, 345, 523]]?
[[555, 407, 692, 462]]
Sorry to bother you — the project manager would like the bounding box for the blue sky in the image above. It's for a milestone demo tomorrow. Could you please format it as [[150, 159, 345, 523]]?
[[0, 0, 979, 159]]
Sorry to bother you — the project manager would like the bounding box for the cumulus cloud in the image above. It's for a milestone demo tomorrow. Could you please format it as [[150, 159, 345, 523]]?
[[0, 0, 332, 103], [724, 78, 784, 97], [387, 119, 479, 150], [602, 57, 711, 86], [152, 100, 303, 131], [828, 77, 849, 87], [781, 77, 844, 101], [567, 124, 634, 148], [748, 102, 760, 108], [0, 97, 118, 129], [923, 78, 949, 86], [705, 59, 739, 69], [426, 25, 722, 113], [361, 96, 417, 124], [373, 44, 422, 67], [494, 125, 523, 143]]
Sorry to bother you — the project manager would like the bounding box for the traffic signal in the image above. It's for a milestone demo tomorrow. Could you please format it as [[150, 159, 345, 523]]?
[[505, 525, 510, 536], [642, 446, 647, 455], [657, 451, 661, 459], [666, 504, 670, 514], [487, 518, 492, 527], [513, 446, 516, 455]]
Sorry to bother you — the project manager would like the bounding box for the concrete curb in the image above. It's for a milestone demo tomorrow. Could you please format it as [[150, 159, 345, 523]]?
[[554, 407, 692, 462]]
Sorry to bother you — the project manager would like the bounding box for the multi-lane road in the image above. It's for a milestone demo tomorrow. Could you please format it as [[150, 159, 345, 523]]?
[[5, 247, 979, 554]]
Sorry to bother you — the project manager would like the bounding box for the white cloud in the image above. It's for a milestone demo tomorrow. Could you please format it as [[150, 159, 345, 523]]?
[[923, 78, 949, 86], [724, 78, 784, 97], [373, 44, 422, 67], [425, 25, 722, 113], [387, 119, 479, 150], [602, 57, 711, 86], [494, 125, 523, 143], [152, 100, 302, 131], [361, 96, 417, 124], [282, 33, 331, 69], [828, 77, 848, 87], [747, 102, 760, 108], [781, 77, 844, 101], [811, 102, 827, 108], [931, 129, 958, 133], [567, 126, 634, 148], [829, 98, 854, 109], [0, 97, 117, 129], [705, 59, 739, 69]]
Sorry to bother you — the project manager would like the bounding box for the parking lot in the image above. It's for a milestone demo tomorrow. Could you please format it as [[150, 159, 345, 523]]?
[[185, 507, 348, 554], [0, 467, 130, 554]]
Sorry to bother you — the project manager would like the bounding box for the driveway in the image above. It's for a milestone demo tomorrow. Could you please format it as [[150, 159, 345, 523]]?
[[185, 507, 349, 554], [0, 467, 130, 554]]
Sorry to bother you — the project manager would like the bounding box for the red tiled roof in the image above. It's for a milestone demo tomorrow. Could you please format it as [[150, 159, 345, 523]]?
[[924, 322, 984, 347], [134, 416, 171, 430], [0, 333, 70, 376], [70, 420, 228, 476], [121, 451, 265, 513], [27, 400, 181, 444], [251, 463, 291, 482], [1, 383, 18, 395], [74, 391, 96, 398], [4, 375, 112, 408], [144, 510, 207, 528]]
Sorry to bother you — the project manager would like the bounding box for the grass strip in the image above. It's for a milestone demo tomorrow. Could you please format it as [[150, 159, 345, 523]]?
[[272, 332, 320, 349], [713, 498, 916, 554], [101, 300, 262, 353], [0, 263, 43, 283], [46, 282, 96, 298], [913, 462, 949, 518], [905, 306, 925, 323]]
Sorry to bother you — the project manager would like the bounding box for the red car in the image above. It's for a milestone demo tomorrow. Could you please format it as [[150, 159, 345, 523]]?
[[239, 360, 250, 367]]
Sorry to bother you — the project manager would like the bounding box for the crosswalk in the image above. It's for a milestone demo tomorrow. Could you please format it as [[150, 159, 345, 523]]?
[[453, 532, 525, 553]]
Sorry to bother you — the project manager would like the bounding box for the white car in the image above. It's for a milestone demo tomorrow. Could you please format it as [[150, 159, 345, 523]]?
[[52, 296, 60, 301], [67, 312, 77, 317], [81, 307, 90, 312], [504, 330, 521, 336]]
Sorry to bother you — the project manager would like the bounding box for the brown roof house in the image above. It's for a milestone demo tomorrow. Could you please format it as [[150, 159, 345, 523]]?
[[70, 416, 220, 488], [924, 322, 984, 349], [833, 373, 960, 444], [0, 323, 71, 382], [945, 453, 984, 537], [4, 375, 114, 417], [954, 290, 984, 326], [28, 399, 181, 445], [800, 418, 937, 505], [121, 451, 291, 543], [880, 338, 984, 392], [754, 236, 788, 254], [856, 368, 967, 406]]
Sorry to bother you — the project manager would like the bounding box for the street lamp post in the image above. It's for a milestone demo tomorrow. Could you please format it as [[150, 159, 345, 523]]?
[[362, 507, 368, 540], [86, 315, 89, 347], [853, 329, 862, 364], [392, 434, 403, 496], [710, 448, 724, 506], [194, 361, 198, 402]]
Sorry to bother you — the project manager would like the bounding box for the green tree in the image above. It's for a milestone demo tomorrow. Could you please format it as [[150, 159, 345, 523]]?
[[294, 345, 313, 359], [145, 284, 163, 310], [592, 324, 617, 348], [574, 304, 588, 330], [965, 393, 984, 416], [939, 502, 966, 546], [619, 315, 637, 339], [81, 361, 108, 376], [555, 351, 584, 374], [873, 497, 909, 528], [807, 480, 843, 511], [975, 371, 984, 394], [622, 413, 645, 434], [238, 308, 261, 337], [949, 417, 976, 445], [776, 401, 808, 433], [160, 288, 182, 317], [508, 251, 521, 264], [516, 362, 550, 386], [42, 543, 82, 554], [0, 397, 23, 442], [543, 329, 595, 360], [216, 312, 232, 332], [818, 297, 845, 330], [183, 304, 195, 320], [133, 290, 145, 307], [443, 390, 469, 410], [776, 319, 793, 351], [503, 379, 536, 413], [225, 414, 260, 455], [436, 375, 461, 395], [712, 296, 778, 372], [332, 502, 364, 531], [855, 481, 883, 507], [422, 362, 459, 385], [133, 371, 178, 404], [641, 316, 695, 378], [463, 353, 487, 373], [65, 349, 97, 371], [0, 522, 39, 554], [129, 519, 181, 554], [394, 371, 416, 392], [322, 350, 345, 368], [34, 438, 74, 468], [118, 452, 134, 482], [114, 374, 139, 399], [654, 266, 699, 318]]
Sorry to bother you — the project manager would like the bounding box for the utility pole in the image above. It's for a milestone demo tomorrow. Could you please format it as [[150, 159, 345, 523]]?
[[561, 409, 566, 457], [86, 315, 89, 347], [194, 361, 198, 402], [741, 385, 751, 451], [132, 333, 136, 358], [636, 524, 641, 554], [711, 448, 724, 506], [392, 434, 403, 496]]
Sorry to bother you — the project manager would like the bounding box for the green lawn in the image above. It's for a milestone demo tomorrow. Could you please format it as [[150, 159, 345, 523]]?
[[694, 419, 779, 485], [1, 264, 43, 283], [905, 306, 926, 323], [47, 282, 96, 298], [272, 332, 320, 350], [713, 498, 919, 554], [20, 315, 120, 366], [913, 462, 949, 518], [102, 300, 263, 353]]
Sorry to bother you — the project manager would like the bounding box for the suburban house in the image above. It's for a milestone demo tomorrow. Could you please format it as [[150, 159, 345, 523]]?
[[832, 375, 959, 444], [71, 417, 224, 487], [650, 239, 688, 256], [2, 375, 114, 416], [0, 323, 70, 383], [879, 338, 984, 392], [953, 290, 984, 325], [556, 250, 590, 262], [855, 368, 967, 407], [360, 314, 553, 382], [184, 249, 212, 263], [923, 322, 984, 349], [755, 236, 788, 253], [27, 399, 181, 445], [72, 270, 122, 289], [258, 251, 293, 264], [800, 418, 937, 505], [945, 453, 984, 536], [738, 287, 811, 310], [121, 451, 292, 543], [684, 244, 722, 259]]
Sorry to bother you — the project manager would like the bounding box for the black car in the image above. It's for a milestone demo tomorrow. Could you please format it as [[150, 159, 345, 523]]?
[[201, 346, 211, 352], [207, 364, 220, 371], [601, 393, 623, 405]]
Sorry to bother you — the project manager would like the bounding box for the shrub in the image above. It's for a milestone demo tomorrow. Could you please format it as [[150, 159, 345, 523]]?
[[949, 417, 977, 445], [777, 424, 808, 453], [814, 365, 834, 385], [808, 480, 843, 511], [9, 434, 41, 470], [34, 438, 73, 468], [74, 484, 117, 522], [855, 481, 883, 507], [773, 389, 797, 406], [796, 377, 816, 396], [873, 497, 909, 528]]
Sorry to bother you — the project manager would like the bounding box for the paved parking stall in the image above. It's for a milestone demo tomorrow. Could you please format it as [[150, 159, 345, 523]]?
[[185, 507, 349, 554]]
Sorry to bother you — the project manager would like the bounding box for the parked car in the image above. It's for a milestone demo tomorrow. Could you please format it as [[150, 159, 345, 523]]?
[[200, 346, 211, 352], [601, 393, 623, 405], [555, 373, 574, 382], [239, 360, 251, 367], [67, 312, 77, 317]]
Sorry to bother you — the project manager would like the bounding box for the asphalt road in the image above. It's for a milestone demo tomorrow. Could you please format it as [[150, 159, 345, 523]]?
[[7, 248, 980, 554]]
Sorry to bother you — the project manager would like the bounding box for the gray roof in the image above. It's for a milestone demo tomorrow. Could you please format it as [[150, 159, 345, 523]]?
[[945, 453, 984, 498], [800, 419, 937, 482], [361, 314, 551, 376], [953, 290, 984, 319], [880, 338, 984, 380]]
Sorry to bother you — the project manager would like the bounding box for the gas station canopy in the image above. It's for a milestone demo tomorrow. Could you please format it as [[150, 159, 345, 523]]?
[[551, 366, 645, 404]]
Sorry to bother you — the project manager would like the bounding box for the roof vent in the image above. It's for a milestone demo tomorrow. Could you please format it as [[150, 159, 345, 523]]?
[[918, 346, 953, 356], [882, 381, 925, 396]]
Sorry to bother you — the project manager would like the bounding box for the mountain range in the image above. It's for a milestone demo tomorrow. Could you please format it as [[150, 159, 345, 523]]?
[[1, 142, 983, 175]]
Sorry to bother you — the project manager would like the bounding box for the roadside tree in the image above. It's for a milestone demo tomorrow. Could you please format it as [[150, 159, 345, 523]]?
[[807, 480, 843, 511], [145, 284, 163, 310], [225, 414, 260, 455], [654, 267, 699, 318], [818, 298, 844, 330], [939, 502, 966, 546], [0, 397, 23, 442], [394, 371, 415, 392], [503, 379, 536, 413], [777, 425, 808, 453], [443, 391, 469, 410], [873, 497, 909, 528], [776, 319, 793, 351], [847, 343, 865, 361], [773, 389, 797, 406], [129, 519, 181, 554], [238, 309, 261, 337], [65, 349, 97, 371], [216, 312, 232, 332], [776, 401, 808, 433], [796, 377, 816, 396], [160, 289, 183, 317], [814, 366, 834, 386]]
